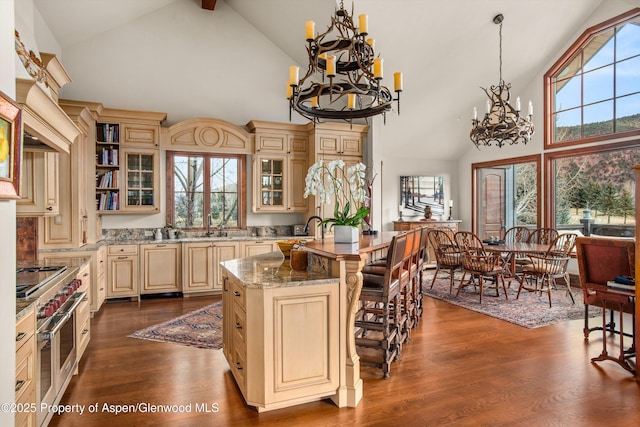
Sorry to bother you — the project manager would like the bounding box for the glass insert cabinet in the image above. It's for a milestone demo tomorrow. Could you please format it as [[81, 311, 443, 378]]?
[[126, 152, 155, 206], [256, 156, 285, 210]]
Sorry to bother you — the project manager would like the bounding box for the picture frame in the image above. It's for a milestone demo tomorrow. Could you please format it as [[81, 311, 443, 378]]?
[[0, 90, 23, 200]]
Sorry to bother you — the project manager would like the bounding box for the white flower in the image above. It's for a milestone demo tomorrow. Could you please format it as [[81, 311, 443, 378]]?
[[303, 159, 369, 226]]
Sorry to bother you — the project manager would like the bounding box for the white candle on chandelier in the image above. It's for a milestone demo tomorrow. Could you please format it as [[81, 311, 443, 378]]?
[[486, 100, 491, 114], [326, 55, 336, 77], [289, 66, 299, 86], [359, 14, 368, 35], [528, 101, 533, 116], [366, 38, 375, 49], [473, 107, 478, 120], [373, 57, 383, 79], [516, 96, 521, 111], [348, 93, 356, 109], [394, 72, 403, 92], [449, 200, 453, 207], [286, 83, 293, 99], [306, 20, 315, 41]]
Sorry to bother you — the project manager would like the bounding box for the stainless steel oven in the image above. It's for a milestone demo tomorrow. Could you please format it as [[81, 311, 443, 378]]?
[[33, 278, 85, 427]]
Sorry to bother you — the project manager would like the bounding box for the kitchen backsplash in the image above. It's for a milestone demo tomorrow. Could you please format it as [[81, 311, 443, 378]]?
[[103, 225, 295, 242]]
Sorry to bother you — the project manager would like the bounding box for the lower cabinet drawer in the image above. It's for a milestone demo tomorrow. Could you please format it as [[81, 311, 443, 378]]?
[[232, 347, 247, 393], [231, 280, 246, 310], [15, 335, 35, 404], [76, 305, 91, 361], [232, 304, 246, 349]]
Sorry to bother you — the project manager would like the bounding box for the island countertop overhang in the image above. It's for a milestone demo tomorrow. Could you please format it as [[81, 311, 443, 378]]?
[[220, 251, 338, 289]]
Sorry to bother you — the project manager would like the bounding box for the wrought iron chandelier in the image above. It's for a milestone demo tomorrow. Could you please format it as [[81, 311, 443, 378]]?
[[287, 1, 402, 124], [470, 14, 534, 148]]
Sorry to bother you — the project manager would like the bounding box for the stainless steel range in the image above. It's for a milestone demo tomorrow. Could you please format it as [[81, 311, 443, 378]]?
[[16, 264, 86, 427], [16, 265, 67, 298]]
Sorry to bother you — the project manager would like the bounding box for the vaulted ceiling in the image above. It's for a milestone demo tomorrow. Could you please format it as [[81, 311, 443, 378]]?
[[35, 0, 625, 159]]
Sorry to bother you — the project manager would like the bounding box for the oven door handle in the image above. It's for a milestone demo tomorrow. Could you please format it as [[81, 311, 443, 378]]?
[[39, 313, 70, 341], [61, 291, 87, 315]]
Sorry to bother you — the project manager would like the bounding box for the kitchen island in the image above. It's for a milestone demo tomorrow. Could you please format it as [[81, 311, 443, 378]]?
[[221, 251, 340, 412], [221, 232, 398, 411]]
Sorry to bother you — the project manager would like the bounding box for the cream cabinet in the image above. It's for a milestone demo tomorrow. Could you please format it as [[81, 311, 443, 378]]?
[[213, 241, 239, 291], [75, 262, 91, 364], [241, 240, 277, 258], [94, 246, 107, 312], [17, 151, 59, 216], [315, 131, 362, 156], [305, 123, 368, 238], [182, 241, 215, 294], [107, 245, 139, 298], [222, 270, 339, 412], [15, 307, 36, 427], [248, 121, 309, 213], [121, 148, 161, 213], [140, 243, 181, 294], [41, 103, 96, 249], [92, 107, 166, 214]]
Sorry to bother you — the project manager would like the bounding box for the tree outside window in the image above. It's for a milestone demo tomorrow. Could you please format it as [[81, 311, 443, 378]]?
[[167, 152, 244, 230]]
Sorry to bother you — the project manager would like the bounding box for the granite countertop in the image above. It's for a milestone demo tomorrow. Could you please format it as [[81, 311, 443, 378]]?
[[107, 235, 311, 245], [221, 251, 338, 289]]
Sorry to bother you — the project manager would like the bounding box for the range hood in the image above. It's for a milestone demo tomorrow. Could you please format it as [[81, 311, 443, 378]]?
[[16, 78, 80, 153]]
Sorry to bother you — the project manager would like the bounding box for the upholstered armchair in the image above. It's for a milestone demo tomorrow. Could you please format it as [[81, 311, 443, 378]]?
[[575, 236, 635, 339]]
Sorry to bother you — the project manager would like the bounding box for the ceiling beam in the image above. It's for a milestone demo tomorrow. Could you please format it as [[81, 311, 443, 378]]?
[[202, 0, 217, 10]]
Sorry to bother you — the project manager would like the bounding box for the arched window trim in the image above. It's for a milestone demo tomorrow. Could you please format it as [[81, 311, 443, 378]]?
[[544, 8, 640, 149]]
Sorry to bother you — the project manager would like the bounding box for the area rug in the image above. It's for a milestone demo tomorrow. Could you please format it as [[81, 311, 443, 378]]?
[[128, 301, 223, 349], [423, 273, 600, 329]]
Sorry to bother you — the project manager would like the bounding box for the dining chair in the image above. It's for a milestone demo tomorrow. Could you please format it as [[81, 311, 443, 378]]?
[[528, 227, 559, 245], [413, 226, 429, 320], [454, 231, 508, 303], [502, 226, 531, 277], [517, 233, 577, 307], [356, 232, 407, 378], [575, 236, 635, 339], [427, 229, 462, 294], [399, 228, 419, 336]]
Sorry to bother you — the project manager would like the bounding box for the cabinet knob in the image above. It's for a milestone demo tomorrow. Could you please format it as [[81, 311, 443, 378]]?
[[82, 329, 89, 335], [233, 291, 241, 297], [235, 362, 243, 371], [235, 322, 242, 330], [15, 332, 27, 342], [47, 206, 53, 211], [15, 380, 25, 393]]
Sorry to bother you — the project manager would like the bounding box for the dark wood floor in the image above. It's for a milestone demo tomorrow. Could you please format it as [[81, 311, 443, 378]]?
[[49, 291, 640, 427]]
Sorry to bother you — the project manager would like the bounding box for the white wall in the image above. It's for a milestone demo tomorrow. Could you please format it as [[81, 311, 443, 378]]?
[[457, 0, 637, 229], [33, 0, 309, 230], [1, 0, 17, 423]]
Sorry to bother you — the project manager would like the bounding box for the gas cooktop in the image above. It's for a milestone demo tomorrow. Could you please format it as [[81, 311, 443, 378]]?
[[16, 265, 68, 298]]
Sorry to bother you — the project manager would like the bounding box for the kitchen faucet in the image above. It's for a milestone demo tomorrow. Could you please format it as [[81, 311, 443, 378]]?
[[205, 213, 213, 237], [304, 215, 325, 240]]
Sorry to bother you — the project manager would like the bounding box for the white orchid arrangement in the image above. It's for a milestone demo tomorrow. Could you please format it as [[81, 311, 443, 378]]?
[[304, 159, 369, 228]]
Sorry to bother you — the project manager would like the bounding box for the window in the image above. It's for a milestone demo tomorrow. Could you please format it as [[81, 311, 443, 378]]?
[[544, 10, 640, 236], [166, 152, 245, 230], [472, 155, 541, 239], [546, 143, 638, 235], [545, 10, 640, 147]]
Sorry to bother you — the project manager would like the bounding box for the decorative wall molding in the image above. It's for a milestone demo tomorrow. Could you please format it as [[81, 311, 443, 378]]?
[[162, 118, 253, 154]]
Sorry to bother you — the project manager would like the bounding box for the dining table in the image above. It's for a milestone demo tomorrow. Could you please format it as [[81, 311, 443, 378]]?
[[483, 242, 551, 280]]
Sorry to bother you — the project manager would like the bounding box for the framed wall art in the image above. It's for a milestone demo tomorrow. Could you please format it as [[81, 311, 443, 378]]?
[[0, 90, 23, 200]]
